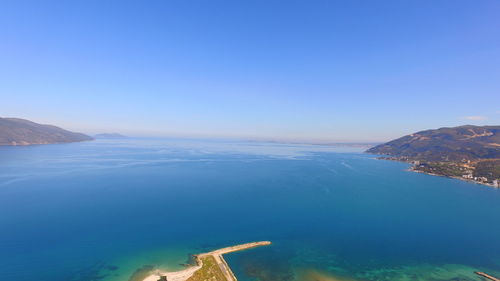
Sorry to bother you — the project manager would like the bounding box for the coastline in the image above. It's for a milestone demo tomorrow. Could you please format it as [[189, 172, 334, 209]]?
[[142, 241, 271, 281], [374, 156, 499, 188], [408, 167, 500, 188]]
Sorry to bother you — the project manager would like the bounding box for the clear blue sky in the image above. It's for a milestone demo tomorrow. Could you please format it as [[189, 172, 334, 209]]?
[[1, 0, 499, 142]]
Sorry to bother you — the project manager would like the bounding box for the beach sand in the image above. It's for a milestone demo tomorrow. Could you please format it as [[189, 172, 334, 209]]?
[[142, 241, 271, 281]]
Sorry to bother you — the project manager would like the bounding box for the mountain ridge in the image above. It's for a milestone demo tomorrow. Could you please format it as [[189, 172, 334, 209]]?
[[366, 125, 500, 187], [367, 125, 500, 161], [0, 117, 93, 146]]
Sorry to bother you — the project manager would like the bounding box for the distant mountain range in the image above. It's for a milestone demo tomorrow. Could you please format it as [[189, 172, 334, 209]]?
[[94, 133, 127, 139], [0, 117, 93, 146], [367, 125, 500, 187]]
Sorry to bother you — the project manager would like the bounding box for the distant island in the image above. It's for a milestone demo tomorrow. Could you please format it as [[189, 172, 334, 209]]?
[[0, 117, 93, 146], [367, 125, 500, 187], [94, 133, 127, 139]]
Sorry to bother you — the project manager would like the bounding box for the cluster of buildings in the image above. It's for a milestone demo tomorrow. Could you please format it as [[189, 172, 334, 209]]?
[[462, 173, 499, 187], [378, 156, 500, 188]]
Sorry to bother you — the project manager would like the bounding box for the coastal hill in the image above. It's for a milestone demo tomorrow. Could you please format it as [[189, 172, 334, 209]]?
[[94, 133, 127, 139], [367, 125, 500, 161], [367, 125, 500, 187], [0, 117, 93, 146]]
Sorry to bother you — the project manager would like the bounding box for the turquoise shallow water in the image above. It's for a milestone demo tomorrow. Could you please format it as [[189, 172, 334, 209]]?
[[1, 138, 499, 281]]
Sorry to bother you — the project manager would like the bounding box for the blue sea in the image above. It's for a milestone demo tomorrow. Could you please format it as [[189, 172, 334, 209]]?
[[1, 138, 499, 281]]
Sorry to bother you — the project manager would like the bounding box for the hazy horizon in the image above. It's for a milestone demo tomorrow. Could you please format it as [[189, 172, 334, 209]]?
[[1, 0, 499, 142], [3, 115, 498, 144]]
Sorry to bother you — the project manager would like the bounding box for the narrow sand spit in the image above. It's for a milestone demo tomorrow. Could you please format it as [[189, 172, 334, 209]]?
[[142, 241, 271, 281], [475, 272, 500, 281]]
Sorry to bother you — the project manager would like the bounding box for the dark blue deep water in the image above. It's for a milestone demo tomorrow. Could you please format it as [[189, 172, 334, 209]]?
[[1, 139, 499, 281]]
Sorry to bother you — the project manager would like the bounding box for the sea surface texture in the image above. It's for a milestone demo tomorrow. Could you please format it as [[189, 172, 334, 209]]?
[[1, 139, 499, 281]]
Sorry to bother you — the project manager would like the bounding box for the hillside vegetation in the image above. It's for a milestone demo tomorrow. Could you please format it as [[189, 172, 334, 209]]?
[[367, 125, 500, 186], [0, 117, 93, 145]]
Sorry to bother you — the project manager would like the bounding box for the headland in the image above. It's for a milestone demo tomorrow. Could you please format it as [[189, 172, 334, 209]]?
[[366, 125, 500, 188]]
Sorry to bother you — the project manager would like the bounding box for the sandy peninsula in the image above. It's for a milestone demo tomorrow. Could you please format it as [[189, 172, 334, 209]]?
[[142, 241, 271, 281]]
